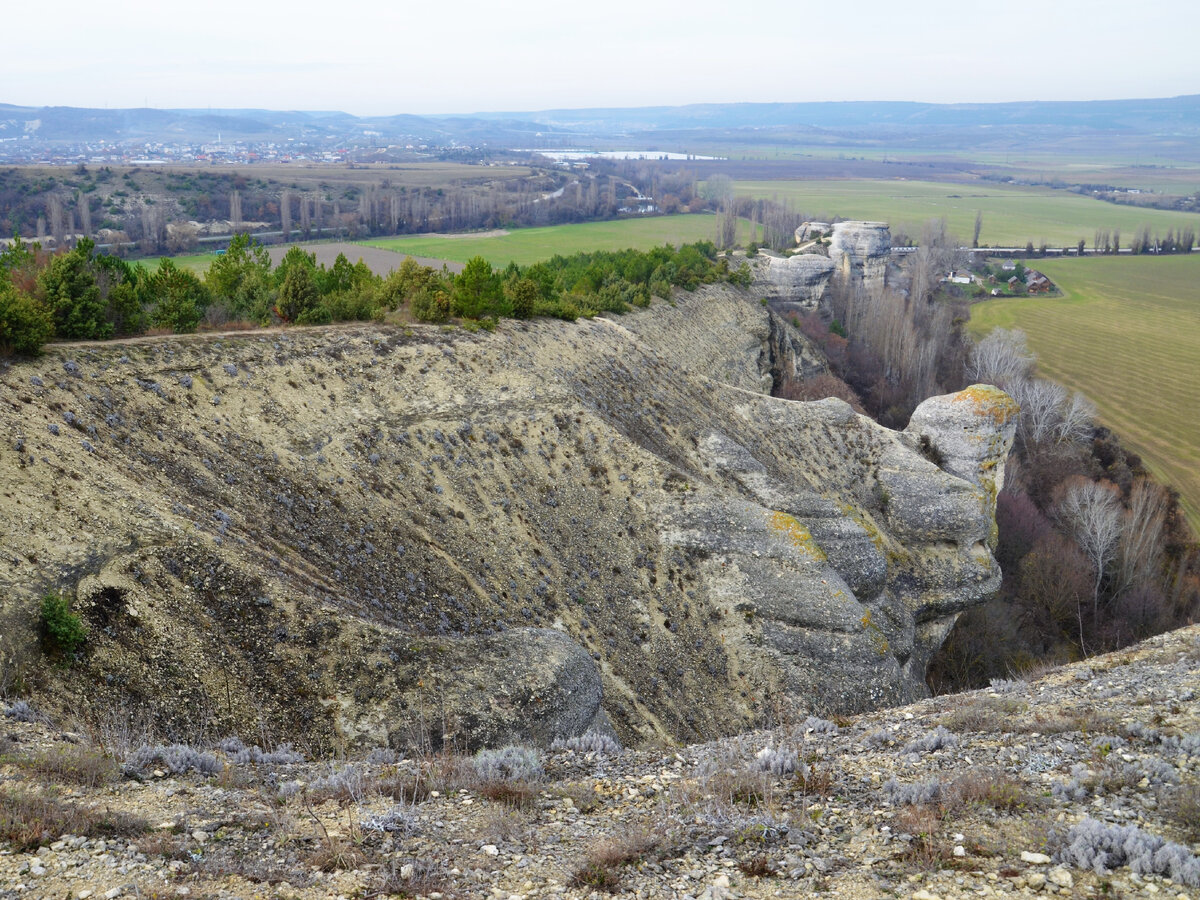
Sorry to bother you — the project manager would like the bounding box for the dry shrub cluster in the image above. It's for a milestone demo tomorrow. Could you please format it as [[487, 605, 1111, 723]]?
[[0, 786, 148, 851], [569, 828, 661, 893]]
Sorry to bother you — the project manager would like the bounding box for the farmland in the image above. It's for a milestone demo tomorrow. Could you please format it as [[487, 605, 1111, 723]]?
[[362, 214, 749, 268], [731, 178, 1200, 247], [969, 255, 1200, 528]]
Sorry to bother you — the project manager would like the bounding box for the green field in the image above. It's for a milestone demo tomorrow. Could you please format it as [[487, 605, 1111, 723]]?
[[732, 179, 1200, 247], [969, 255, 1200, 529], [138, 253, 213, 273], [363, 214, 750, 268]]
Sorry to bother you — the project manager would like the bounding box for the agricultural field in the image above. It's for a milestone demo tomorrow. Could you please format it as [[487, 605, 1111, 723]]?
[[969, 255, 1200, 529], [362, 214, 750, 268], [731, 178, 1200, 247]]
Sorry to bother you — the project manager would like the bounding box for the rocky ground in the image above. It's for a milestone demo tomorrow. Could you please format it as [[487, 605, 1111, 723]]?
[[2, 625, 1197, 899]]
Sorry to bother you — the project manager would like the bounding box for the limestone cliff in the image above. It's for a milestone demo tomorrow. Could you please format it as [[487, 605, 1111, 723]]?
[[751, 220, 893, 308], [0, 286, 1014, 751], [828, 220, 891, 294]]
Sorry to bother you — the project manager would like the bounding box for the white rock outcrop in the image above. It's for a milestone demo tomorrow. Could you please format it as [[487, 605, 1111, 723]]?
[[829, 221, 891, 293]]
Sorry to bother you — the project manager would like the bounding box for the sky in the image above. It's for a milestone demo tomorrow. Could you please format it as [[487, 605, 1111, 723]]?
[[5, 0, 1199, 116]]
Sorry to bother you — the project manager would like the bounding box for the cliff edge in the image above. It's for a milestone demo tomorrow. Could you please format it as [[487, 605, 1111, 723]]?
[[0, 286, 1014, 750]]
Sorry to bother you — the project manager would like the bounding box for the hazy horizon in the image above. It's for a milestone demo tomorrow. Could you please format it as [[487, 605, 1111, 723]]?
[[5, 0, 1199, 117]]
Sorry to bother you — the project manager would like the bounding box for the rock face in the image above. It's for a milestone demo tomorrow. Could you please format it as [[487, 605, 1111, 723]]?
[[794, 221, 832, 243], [828, 220, 891, 294], [0, 286, 1013, 751], [752, 253, 836, 307], [905, 384, 1020, 534]]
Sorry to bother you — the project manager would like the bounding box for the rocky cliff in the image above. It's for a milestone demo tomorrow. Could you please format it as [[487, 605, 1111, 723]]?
[[752, 220, 893, 309], [828, 220, 891, 295], [0, 286, 1014, 752]]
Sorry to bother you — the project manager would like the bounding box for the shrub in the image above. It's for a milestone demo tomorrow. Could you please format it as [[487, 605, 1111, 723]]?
[[902, 726, 959, 754], [883, 777, 945, 807], [551, 730, 621, 755], [217, 736, 304, 766], [410, 286, 450, 323], [473, 745, 543, 782], [754, 746, 801, 776], [800, 715, 839, 736], [39, 593, 86, 657], [0, 281, 53, 355], [1054, 818, 1200, 886], [308, 763, 375, 804], [3, 700, 38, 723], [123, 744, 221, 778]]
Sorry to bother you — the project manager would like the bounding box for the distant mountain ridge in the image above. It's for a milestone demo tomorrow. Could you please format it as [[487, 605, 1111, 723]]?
[[2, 95, 1197, 148]]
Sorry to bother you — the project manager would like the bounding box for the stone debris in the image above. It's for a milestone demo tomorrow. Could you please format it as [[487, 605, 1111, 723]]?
[[1, 624, 1197, 898]]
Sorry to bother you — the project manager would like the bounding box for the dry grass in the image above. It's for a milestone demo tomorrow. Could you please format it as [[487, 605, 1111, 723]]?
[[1018, 708, 1119, 736], [953, 770, 1037, 813], [10, 745, 119, 788], [0, 786, 148, 851], [569, 828, 660, 893], [894, 803, 953, 869], [738, 853, 775, 877], [793, 765, 836, 797], [476, 778, 539, 809], [1162, 783, 1200, 841], [374, 856, 456, 898], [940, 697, 1028, 733], [549, 779, 601, 813], [379, 768, 433, 804]]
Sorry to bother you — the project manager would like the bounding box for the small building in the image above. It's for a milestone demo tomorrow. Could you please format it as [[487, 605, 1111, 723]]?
[[1025, 270, 1053, 293]]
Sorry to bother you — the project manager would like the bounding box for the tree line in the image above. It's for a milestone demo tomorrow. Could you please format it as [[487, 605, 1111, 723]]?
[[0, 233, 748, 355]]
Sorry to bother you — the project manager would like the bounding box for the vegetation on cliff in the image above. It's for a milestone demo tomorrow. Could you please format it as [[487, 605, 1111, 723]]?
[[0, 233, 749, 354]]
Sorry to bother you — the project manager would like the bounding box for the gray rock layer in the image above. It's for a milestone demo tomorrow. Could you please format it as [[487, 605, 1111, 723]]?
[[828, 220, 891, 294], [0, 286, 1013, 751]]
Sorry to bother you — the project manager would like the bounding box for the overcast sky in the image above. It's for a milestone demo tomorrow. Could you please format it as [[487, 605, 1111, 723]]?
[[6, 0, 1198, 115]]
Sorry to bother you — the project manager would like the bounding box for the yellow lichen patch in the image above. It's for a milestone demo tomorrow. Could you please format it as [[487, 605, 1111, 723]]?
[[769, 511, 827, 561], [953, 384, 1020, 426], [860, 609, 890, 657]]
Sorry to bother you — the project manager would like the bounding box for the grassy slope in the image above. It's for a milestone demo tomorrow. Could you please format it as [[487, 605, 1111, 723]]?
[[733, 179, 1200, 247], [362, 214, 751, 268], [969, 255, 1200, 529]]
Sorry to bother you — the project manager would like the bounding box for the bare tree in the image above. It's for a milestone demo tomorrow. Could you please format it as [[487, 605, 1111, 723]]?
[[1054, 391, 1095, 445], [230, 190, 243, 231], [47, 195, 65, 247], [299, 194, 311, 238], [716, 202, 738, 250], [967, 328, 1035, 386], [1057, 478, 1123, 648], [1008, 378, 1067, 446], [78, 194, 92, 239], [280, 190, 292, 241], [1114, 478, 1169, 600]]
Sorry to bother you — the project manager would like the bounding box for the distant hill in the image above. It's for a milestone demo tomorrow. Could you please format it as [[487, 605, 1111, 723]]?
[[2, 95, 1198, 152]]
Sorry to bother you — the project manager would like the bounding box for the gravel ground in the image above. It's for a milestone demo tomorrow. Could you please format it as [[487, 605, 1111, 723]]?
[[2, 625, 1198, 899]]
